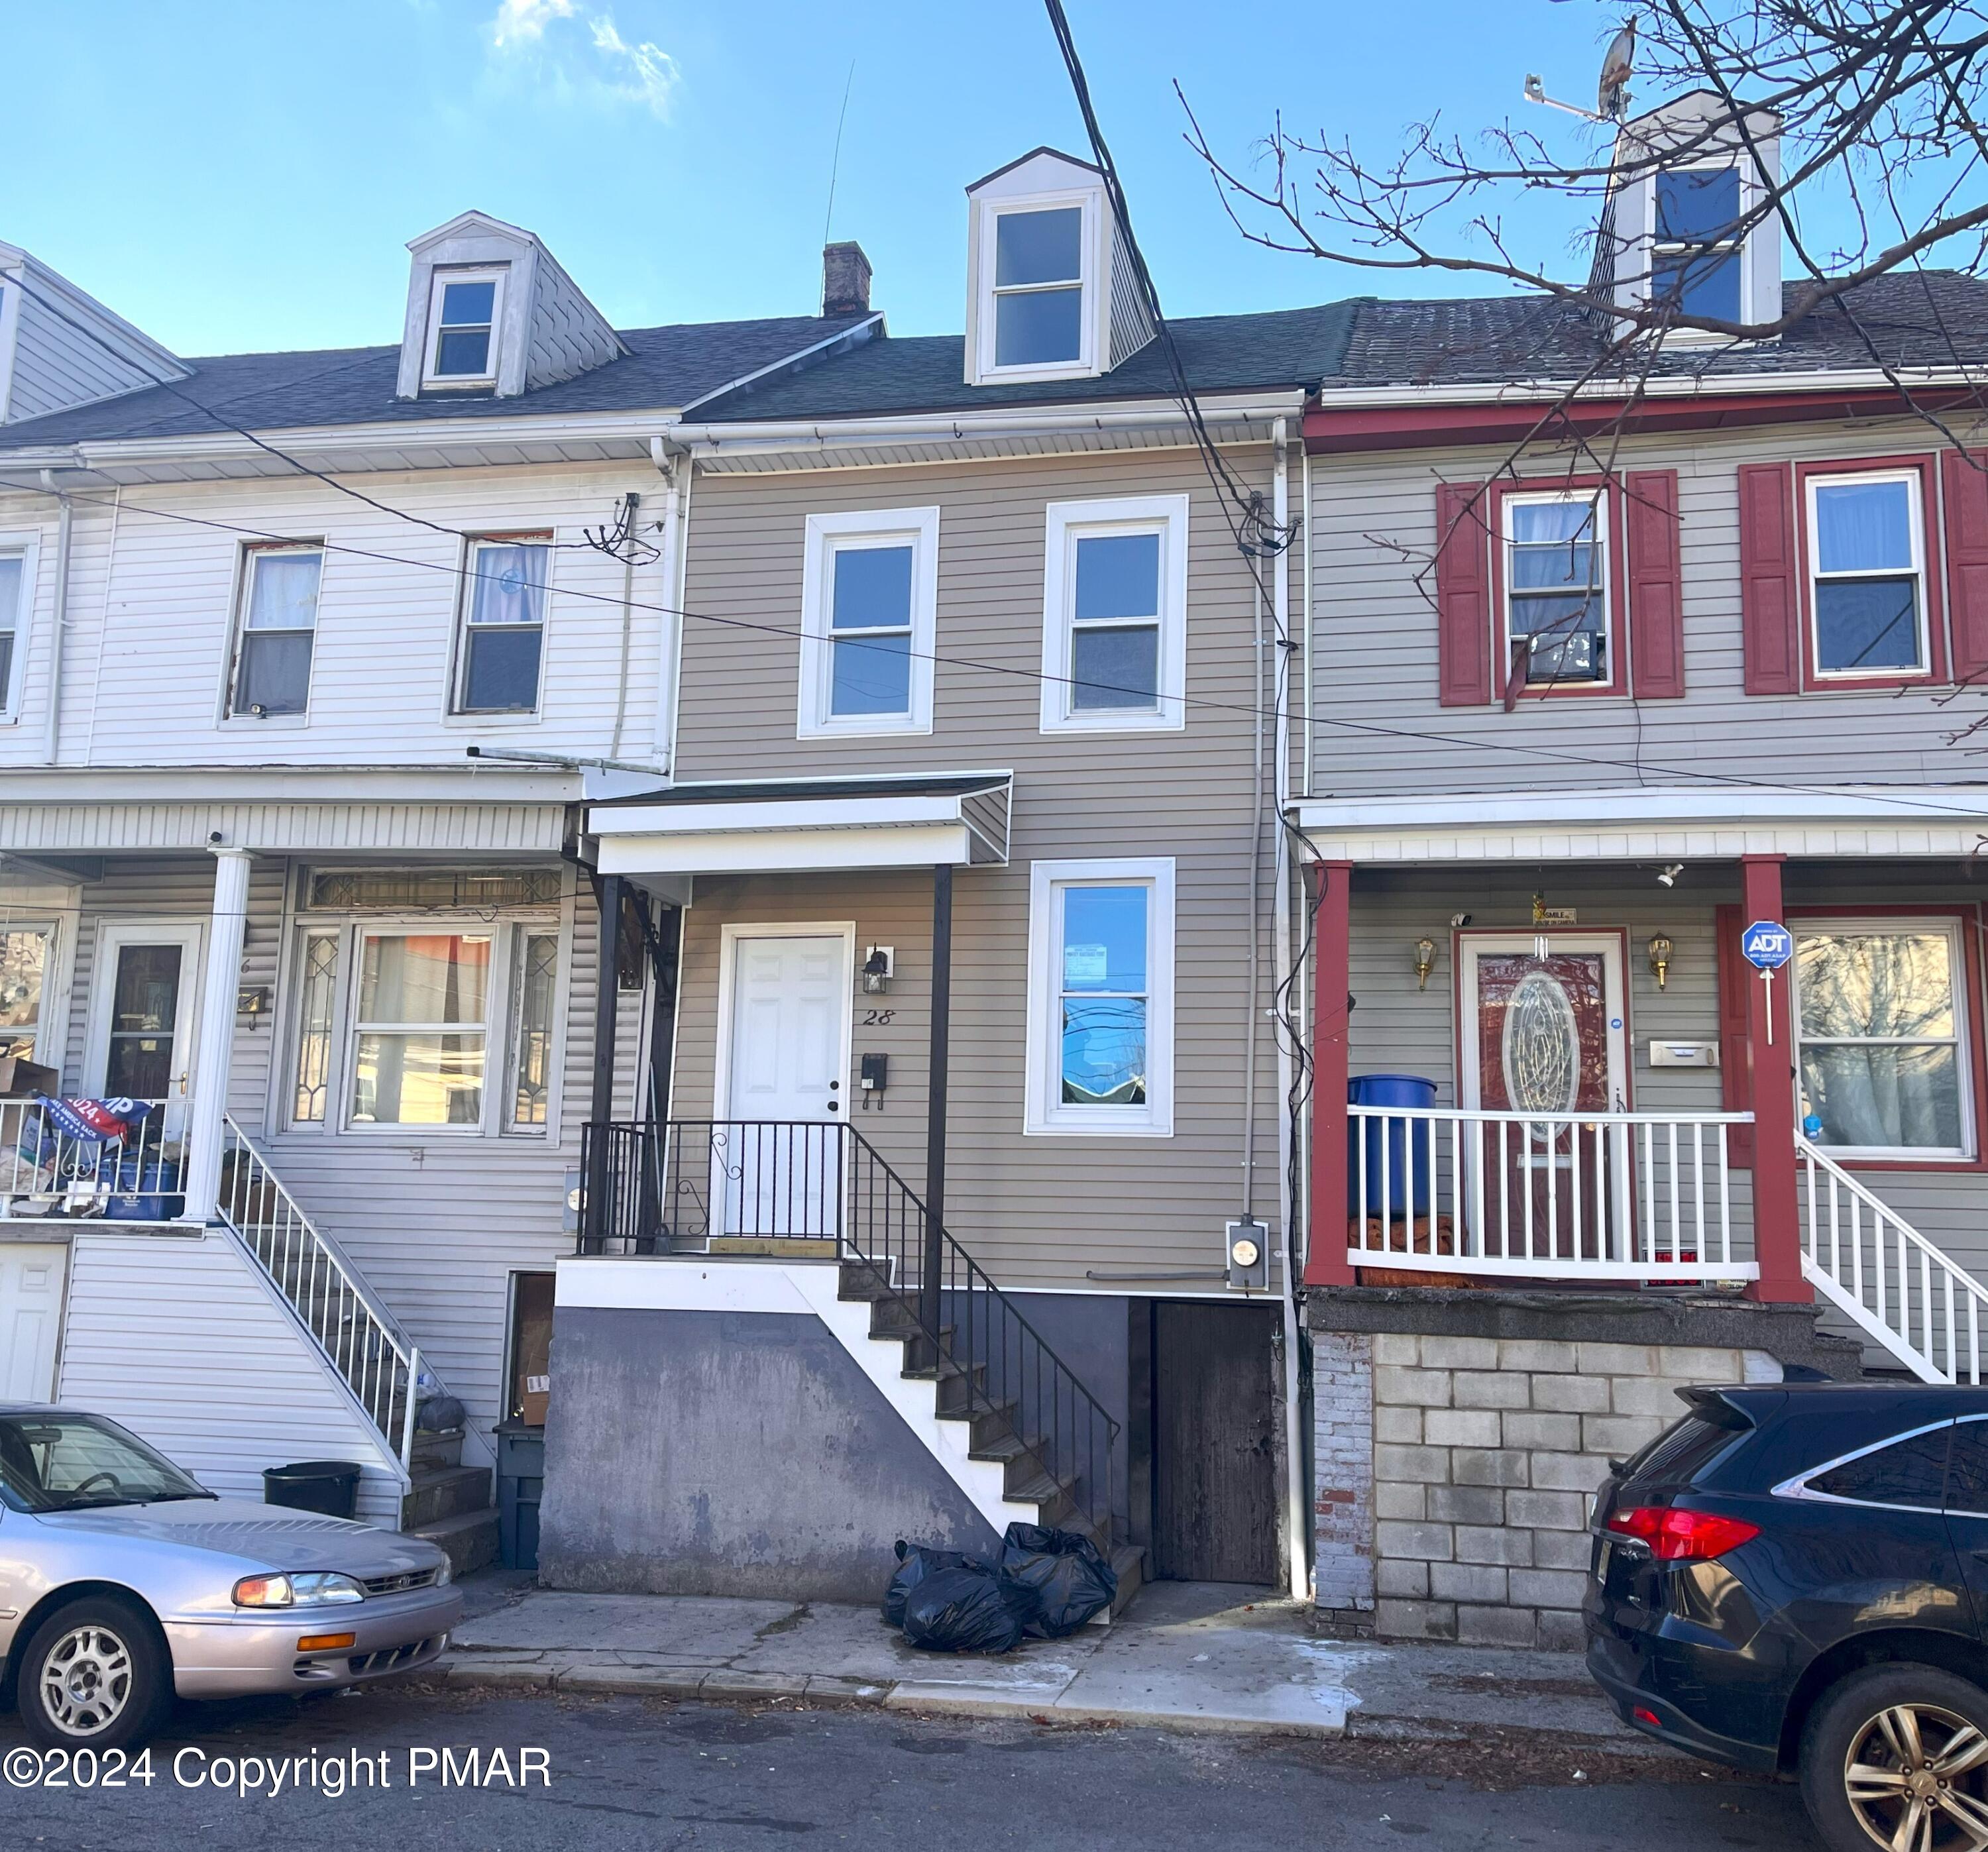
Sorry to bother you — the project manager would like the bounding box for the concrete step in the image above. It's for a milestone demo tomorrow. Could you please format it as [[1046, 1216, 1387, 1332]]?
[[413, 1506, 499, 1578], [408, 1427, 464, 1474], [402, 1462, 491, 1530], [1103, 1543, 1147, 1621]]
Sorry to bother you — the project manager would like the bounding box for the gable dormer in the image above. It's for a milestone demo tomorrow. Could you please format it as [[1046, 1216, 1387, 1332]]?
[[962, 148, 1154, 387], [0, 243, 188, 423], [1597, 90, 1782, 337], [395, 211, 627, 401]]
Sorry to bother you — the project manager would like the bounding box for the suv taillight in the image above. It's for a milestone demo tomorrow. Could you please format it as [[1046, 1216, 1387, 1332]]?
[[1605, 1505, 1759, 1562]]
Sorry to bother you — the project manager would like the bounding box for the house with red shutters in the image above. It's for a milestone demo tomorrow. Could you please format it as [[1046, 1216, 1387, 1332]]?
[[1293, 93, 1988, 1649]]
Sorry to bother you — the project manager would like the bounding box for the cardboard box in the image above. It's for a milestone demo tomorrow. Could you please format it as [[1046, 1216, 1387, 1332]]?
[[0, 1057, 58, 1099]]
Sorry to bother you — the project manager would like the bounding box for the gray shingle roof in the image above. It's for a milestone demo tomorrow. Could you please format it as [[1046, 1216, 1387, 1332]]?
[[1329, 270, 1988, 391], [0, 313, 875, 452], [688, 301, 1360, 423]]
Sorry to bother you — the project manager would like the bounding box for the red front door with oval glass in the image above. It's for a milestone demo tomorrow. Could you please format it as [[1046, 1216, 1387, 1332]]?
[[1459, 936, 1628, 1263]]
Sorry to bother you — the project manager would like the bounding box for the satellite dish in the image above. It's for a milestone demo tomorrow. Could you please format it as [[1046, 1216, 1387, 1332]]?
[[1598, 15, 1636, 119]]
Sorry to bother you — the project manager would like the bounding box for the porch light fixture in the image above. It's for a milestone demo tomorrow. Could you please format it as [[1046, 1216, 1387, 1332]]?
[[1657, 863, 1684, 887], [863, 946, 893, 995], [1648, 934, 1674, 990], [1412, 937, 1437, 990]]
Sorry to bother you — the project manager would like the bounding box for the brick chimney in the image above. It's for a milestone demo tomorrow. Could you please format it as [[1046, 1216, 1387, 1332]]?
[[822, 241, 873, 317]]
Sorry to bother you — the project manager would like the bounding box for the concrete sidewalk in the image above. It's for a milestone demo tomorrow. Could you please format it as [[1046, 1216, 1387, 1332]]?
[[439, 1578, 1657, 1747]]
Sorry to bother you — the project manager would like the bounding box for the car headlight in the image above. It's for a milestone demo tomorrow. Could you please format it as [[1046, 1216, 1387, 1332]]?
[[433, 1556, 453, 1589], [232, 1572, 366, 1608]]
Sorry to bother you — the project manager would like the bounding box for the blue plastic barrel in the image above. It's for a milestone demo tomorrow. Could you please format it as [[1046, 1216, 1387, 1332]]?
[[1348, 1074, 1438, 1217]]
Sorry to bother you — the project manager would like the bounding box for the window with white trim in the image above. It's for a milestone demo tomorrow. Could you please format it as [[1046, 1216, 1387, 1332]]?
[[423, 267, 504, 386], [1806, 471, 1928, 677], [1500, 490, 1611, 687], [797, 508, 939, 737], [972, 193, 1098, 382], [1025, 858, 1175, 1136], [1793, 919, 1973, 1160], [0, 535, 36, 720], [350, 931, 492, 1128], [1651, 166, 1745, 322], [1040, 496, 1188, 732], [229, 543, 322, 718], [0, 925, 52, 1063], [456, 535, 550, 714]]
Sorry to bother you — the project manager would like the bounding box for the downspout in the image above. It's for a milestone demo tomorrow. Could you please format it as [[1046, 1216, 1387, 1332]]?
[[1301, 439, 1314, 801], [649, 435, 690, 778], [1270, 417, 1309, 1602], [38, 470, 71, 766], [1242, 569, 1263, 1225]]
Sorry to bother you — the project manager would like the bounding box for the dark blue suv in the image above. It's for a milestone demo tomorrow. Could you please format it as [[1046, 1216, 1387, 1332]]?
[[1587, 1382, 1988, 1852]]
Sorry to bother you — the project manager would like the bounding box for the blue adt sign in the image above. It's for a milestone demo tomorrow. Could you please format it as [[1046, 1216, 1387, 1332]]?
[[1742, 921, 1793, 969]]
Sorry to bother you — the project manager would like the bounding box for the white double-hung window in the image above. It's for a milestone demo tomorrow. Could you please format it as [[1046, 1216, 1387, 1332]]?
[[229, 543, 323, 718], [457, 535, 551, 714], [423, 268, 504, 386], [1025, 858, 1175, 1136], [0, 533, 38, 720], [1040, 496, 1188, 732], [797, 508, 940, 737], [1806, 470, 1930, 678]]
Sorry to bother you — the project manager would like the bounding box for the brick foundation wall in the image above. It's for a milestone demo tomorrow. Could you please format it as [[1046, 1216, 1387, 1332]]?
[[1311, 1328, 1374, 1617]]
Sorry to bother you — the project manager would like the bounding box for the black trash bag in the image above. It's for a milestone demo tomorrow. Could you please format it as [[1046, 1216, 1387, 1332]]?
[[900, 1564, 1024, 1655], [881, 1539, 984, 1628], [999, 1523, 1118, 1638]]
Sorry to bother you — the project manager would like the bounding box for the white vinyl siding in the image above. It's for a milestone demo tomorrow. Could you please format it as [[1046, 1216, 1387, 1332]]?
[[797, 507, 938, 738]]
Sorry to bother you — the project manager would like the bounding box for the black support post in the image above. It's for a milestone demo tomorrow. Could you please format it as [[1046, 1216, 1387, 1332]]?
[[585, 871, 624, 1251], [923, 862, 953, 1320]]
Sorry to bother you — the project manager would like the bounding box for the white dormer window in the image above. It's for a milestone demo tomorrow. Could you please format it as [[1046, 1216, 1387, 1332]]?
[[1651, 166, 1744, 322], [991, 205, 1087, 369], [424, 266, 506, 386]]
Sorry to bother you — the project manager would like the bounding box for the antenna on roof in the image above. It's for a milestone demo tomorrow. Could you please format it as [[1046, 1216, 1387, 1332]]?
[[1523, 15, 1634, 124]]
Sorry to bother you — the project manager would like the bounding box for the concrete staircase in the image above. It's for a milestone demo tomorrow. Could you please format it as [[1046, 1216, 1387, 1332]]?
[[403, 1427, 499, 1575], [838, 1257, 1144, 1618]]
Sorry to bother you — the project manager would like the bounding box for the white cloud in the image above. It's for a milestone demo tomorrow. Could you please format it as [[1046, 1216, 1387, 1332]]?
[[484, 3, 680, 118]]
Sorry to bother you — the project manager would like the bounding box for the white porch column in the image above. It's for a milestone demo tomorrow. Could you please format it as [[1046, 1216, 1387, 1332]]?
[[181, 845, 252, 1223]]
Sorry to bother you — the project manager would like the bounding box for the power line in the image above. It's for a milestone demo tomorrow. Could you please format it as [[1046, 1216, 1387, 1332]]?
[[7, 467, 1988, 827]]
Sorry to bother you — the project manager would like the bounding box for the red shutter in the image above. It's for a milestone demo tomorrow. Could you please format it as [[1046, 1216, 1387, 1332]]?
[[1738, 461, 1800, 694], [1435, 482, 1493, 707], [1715, 904, 1755, 1167], [1944, 451, 1988, 684], [1625, 468, 1684, 698]]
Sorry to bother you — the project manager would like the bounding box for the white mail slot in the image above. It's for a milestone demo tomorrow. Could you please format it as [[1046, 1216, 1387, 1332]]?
[[1648, 1040, 1719, 1068]]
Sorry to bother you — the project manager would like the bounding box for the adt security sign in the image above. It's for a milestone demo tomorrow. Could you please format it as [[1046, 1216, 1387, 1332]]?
[[1741, 921, 1793, 970]]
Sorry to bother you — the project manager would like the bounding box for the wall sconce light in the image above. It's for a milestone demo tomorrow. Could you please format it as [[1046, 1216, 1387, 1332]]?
[[1657, 863, 1684, 887], [863, 946, 893, 995], [1648, 933, 1675, 990], [1413, 937, 1437, 991]]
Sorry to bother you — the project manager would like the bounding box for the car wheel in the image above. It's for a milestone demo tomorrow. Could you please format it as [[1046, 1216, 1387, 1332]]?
[[1801, 1662, 1988, 1852], [16, 1597, 171, 1753]]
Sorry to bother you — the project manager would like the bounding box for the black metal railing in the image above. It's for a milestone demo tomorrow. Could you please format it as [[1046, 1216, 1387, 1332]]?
[[577, 1118, 1121, 1543]]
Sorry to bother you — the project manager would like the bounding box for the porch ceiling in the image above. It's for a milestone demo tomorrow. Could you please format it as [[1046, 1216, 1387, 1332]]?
[[1291, 784, 1988, 865], [586, 772, 1012, 876]]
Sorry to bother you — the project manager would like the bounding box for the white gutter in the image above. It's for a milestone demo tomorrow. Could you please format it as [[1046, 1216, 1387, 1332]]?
[[1309, 364, 1988, 412], [1268, 417, 1308, 1604], [38, 469, 71, 766], [1292, 783, 1988, 832]]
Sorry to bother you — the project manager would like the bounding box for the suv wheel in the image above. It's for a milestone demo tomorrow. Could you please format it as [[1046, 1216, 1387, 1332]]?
[[17, 1596, 172, 1752], [1802, 1662, 1988, 1852]]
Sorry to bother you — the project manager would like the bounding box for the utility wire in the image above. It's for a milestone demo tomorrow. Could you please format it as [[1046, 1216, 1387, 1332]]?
[[9, 469, 1988, 828]]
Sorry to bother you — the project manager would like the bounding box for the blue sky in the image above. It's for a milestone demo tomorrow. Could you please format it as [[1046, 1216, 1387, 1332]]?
[[7, 3, 1666, 357]]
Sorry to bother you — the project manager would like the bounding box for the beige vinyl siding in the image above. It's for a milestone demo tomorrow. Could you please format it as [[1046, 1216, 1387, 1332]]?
[[0, 460, 671, 773], [671, 448, 1284, 1291], [1305, 412, 1988, 796], [57, 1225, 407, 1525]]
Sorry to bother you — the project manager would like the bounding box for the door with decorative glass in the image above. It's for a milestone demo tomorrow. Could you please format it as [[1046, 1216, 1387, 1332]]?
[[1459, 934, 1629, 1263]]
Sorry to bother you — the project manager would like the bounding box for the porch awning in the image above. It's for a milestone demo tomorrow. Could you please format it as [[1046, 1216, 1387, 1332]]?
[[1290, 784, 1988, 864], [587, 772, 1012, 875]]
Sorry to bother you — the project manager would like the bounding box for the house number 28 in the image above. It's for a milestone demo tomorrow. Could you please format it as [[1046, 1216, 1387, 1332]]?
[[862, 1008, 896, 1026]]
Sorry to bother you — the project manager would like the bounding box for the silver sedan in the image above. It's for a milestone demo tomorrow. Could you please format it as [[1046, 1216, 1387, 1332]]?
[[1, 1406, 464, 1749]]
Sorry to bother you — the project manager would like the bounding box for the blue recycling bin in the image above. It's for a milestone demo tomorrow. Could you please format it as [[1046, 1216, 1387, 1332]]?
[[1348, 1073, 1437, 1217]]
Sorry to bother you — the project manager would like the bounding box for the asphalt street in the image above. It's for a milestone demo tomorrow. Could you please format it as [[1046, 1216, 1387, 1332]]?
[[0, 1682, 1820, 1850]]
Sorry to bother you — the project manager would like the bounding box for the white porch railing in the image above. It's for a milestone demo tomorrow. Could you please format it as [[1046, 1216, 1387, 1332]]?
[[0, 1097, 190, 1221], [1799, 1136, 1988, 1384], [1345, 1104, 1757, 1282], [219, 1115, 422, 1467]]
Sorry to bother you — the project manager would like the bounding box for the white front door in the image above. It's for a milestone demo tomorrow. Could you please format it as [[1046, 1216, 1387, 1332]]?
[[83, 924, 203, 1116], [0, 1242, 67, 1401], [719, 929, 851, 1236]]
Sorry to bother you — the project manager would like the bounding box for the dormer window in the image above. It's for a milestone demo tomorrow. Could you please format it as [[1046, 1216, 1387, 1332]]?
[[1652, 166, 1743, 321], [424, 267, 505, 386], [992, 206, 1086, 368]]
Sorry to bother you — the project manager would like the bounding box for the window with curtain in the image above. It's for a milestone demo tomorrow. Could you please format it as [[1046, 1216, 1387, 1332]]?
[[1794, 922, 1971, 1157], [0, 550, 23, 716], [1502, 494, 1610, 685], [457, 537, 549, 713], [350, 932, 490, 1126], [1808, 473, 1926, 675], [231, 545, 322, 716], [0, 926, 50, 1063]]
